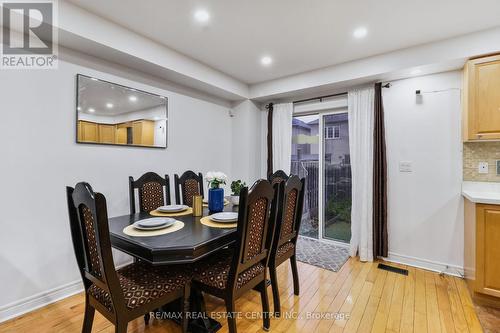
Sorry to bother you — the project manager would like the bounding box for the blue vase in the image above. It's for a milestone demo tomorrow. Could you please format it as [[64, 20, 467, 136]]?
[[208, 187, 224, 213]]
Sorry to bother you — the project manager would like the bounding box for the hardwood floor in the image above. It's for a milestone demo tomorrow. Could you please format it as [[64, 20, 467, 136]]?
[[0, 258, 490, 333]]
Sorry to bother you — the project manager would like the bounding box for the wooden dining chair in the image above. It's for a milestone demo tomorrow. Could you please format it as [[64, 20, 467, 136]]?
[[269, 175, 305, 317], [191, 180, 280, 333], [129, 172, 171, 214], [174, 170, 204, 207], [66, 182, 192, 333], [268, 169, 289, 186]]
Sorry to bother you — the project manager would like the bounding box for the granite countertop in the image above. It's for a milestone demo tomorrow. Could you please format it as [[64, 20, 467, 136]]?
[[462, 181, 500, 205]]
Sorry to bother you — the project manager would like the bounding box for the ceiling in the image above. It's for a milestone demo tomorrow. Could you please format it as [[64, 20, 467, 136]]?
[[78, 75, 166, 116], [65, 0, 500, 84]]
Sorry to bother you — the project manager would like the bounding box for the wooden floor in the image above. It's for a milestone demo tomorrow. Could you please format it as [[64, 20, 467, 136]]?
[[0, 258, 490, 333]]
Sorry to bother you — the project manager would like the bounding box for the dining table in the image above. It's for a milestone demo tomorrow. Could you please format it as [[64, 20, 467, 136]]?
[[108, 204, 239, 333]]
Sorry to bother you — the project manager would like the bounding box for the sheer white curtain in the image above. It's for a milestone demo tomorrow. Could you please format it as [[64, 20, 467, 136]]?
[[348, 87, 375, 262], [272, 103, 293, 174]]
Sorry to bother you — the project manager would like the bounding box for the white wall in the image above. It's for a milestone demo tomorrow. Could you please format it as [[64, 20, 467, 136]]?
[[0, 50, 233, 320], [383, 71, 464, 274], [230, 100, 265, 187]]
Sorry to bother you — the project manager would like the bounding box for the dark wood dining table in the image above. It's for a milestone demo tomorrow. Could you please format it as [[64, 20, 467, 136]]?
[[108, 204, 238, 333]]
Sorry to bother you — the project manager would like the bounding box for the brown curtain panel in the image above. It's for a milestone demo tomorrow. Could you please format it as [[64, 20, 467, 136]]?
[[373, 83, 388, 257], [266, 103, 274, 177]]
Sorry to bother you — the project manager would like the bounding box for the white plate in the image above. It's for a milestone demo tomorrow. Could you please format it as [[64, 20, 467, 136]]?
[[157, 205, 188, 213], [133, 218, 176, 231], [210, 212, 238, 223], [138, 217, 175, 228]]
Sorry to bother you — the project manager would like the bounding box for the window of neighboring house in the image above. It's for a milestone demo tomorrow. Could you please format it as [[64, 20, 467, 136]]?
[[324, 125, 340, 139]]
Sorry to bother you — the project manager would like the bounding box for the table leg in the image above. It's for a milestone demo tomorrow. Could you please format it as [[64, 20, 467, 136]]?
[[188, 288, 222, 333], [151, 289, 222, 333]]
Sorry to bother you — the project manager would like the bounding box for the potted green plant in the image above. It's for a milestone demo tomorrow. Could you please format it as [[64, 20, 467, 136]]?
[[230, 180, 246, 205]]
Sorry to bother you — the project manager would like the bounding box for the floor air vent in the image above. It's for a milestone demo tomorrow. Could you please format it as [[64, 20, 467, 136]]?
[[377, 263, 409, 276]]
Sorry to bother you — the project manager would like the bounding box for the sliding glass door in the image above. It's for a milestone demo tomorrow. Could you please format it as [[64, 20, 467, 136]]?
[[290, 114, 319, 239], [291, 110, 351, 244], [321, 112, 351, 242]]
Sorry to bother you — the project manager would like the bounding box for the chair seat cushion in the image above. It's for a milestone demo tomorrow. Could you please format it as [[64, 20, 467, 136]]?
[[89, 261, 191, 311], [277, 241, 295, 259], [193, 249, 265, 290]]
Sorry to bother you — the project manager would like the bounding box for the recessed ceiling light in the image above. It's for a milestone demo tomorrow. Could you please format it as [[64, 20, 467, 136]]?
[[353, 26, 368, 39], [129, 96, 137, 102], [77, 106, 81, 111], [194, 9, 210, 23], [88, 108, 95, 113], [411, 69, 422, 75], [261, 56, 273, 66], [106, 103, 114, 109]]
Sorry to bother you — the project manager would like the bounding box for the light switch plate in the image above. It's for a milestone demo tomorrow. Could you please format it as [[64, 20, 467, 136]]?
[[478, 161, 489, 174], [399, 161, 412, 172], [497, 160, 500, 175]]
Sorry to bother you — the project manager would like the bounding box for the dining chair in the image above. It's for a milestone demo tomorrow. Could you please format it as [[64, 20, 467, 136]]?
[[174, 170, 204, 207], [191, 179, 280, 333], [66, 182, 192, 333], [129, 172, 171, 214], [268, 169, 289, 186], [269, 175, 305, 317]]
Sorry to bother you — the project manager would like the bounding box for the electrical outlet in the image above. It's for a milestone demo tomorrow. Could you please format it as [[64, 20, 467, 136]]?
[[478, 162, 489, 174]]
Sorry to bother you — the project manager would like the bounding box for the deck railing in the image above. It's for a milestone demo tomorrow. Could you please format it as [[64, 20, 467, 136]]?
[[291, 160, 352, 236]]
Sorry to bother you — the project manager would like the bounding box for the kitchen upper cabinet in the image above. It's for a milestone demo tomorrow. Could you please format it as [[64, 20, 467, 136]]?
[[78, 121, 98, 143], [132, 120, 154, 146], [463, 54, 500, 141], [98, 124, 116, 144]]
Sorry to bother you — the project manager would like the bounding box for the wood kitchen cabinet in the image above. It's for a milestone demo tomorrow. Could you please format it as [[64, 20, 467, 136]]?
[[132, 120, 154, 146], [464, 199, 500, 307], [463, 54, 500, 141], [98, 124, 116, 144], [78, 121, 98, 142]]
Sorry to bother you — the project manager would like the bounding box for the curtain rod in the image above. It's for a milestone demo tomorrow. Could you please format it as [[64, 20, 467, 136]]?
[[268, 83, 390, 107], [293, 92, 347, 104]]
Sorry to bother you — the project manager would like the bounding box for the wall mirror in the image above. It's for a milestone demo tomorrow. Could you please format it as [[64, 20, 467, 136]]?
[[76, 74, 168, 148]]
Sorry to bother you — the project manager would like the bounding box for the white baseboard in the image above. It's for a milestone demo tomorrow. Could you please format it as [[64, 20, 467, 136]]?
[[0, 279, 84, 323], [0, 260, 133, 324], [384, 252, 464, 278]]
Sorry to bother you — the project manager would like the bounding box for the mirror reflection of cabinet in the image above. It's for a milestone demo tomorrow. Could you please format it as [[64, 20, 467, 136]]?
[[98, 124, 115, 144], [78, 120, 154, 145], [78, 121, 98, 142], [133, 120, 154, 146], [116, 125, 127, 145]]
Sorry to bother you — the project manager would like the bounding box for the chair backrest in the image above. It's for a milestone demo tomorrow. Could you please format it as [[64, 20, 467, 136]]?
[[66, 182, 125, 313], [174, 170, 204, 207], [129, 172, 170, 214], [274, 175, 305, 248], [268, 170, 289, 186], [227, 179, 280, 291]]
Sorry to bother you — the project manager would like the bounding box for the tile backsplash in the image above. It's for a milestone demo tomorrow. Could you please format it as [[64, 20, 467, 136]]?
[[463, 142, 500, 182]]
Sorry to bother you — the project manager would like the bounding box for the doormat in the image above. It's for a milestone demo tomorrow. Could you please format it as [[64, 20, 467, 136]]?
[[295, 237, 350, 272]]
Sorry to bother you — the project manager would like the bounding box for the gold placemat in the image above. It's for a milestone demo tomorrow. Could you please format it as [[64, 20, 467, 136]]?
[[202, 199, 230, 207], [200, 216, 237, 229], [123, 221, 185, 237], [150, 207, 193, 217]]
